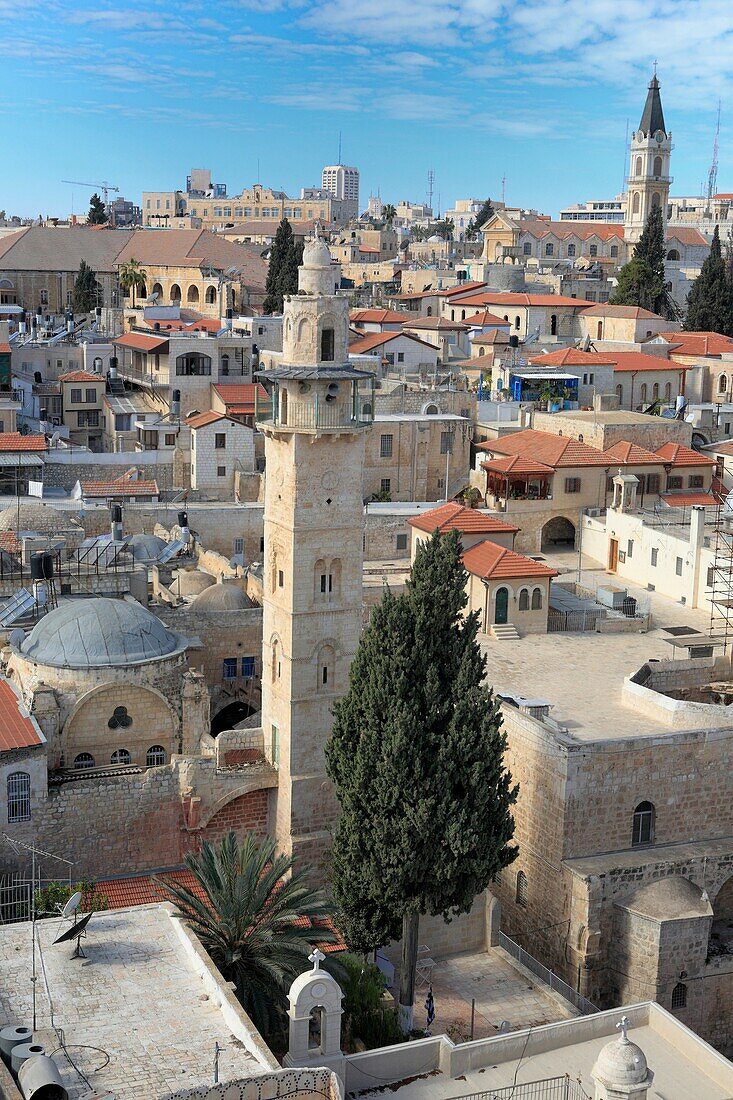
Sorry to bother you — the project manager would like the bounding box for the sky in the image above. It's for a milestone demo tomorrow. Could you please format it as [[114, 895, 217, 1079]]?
[[2, 0, 733, 220]]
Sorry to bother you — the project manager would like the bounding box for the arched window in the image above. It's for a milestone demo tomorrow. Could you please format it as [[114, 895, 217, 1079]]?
[[632, 192, 640, 215], [461, 309, 466, 320], [221, 353, 230, 376], [170, 283, 182, 303], [271, 639, 281, 682], [93, 356, 103, 372], [671, 982, 687, 1010], [151, 282, 163, 299], [567, 244, 576, 257], [74, 753, 95, 770], [7, 772, 30, 823], [146, 745, 166, 767], [516, 870, 528, 908], [550, 314, 557, 336], [653, 155, 663, 177], [652, 382, 659, 400], [632, 801, 655, 846], [318, 644, 335, 691], [616, 383, 623, 403], [597, 321, 603, 340], [111, 749, 131, 766], [664, 382, 672, 402], [424, 403, 439, 415], [651, 193, 661, 210], [187, 285, 200, 303], [719, 374, 728, 394], [635, 156, 642, 176], [518, 588, 529, 611], [640, 383, 647, 403], [205, 286, 218, 305], [515, 315, 521, 330], [531, 587, 543, 610], [667, 249, 680, 261], [479, 348, 484, 357], [426, 306, 432, 317]]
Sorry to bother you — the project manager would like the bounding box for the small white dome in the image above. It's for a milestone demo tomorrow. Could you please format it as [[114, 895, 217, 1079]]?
[[302, 235, 332, 270], [593, 1031, 650, 1089]]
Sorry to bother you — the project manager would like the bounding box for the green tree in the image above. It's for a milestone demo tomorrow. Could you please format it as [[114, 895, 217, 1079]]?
[[263, 219, 295, 314], [382, 203, 396, 224], [431, 218, 454, 241], [72, 260, 100, 313], [87, 192, 107, 225], [466, 198, 494, 240], [282, 238, 305, 302], [326, 529, 518, 1032], [610, 205, 668, 315], [118, 258, 148, 309], [684, 225, 733, 335], [157, 832, 338, 1039]]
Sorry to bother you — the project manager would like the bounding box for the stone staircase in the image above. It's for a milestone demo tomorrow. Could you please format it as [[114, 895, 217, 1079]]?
[[490, 622, 520, 641]]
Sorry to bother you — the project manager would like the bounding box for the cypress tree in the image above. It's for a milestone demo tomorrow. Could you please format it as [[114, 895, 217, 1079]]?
[[87, 192, 107, 225], [72, 260, 100, 313], [684, 226, 733, 335], [610, 205, 668, 316], [326, 529, 518, 1031], [263, 219, 294, 314]]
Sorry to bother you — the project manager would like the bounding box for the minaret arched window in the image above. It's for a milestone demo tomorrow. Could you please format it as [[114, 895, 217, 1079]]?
[[635, 156, 642, 176], [632, 192, 641, 215], [653, 155, 663, 177], [321, 327, 335, 362]]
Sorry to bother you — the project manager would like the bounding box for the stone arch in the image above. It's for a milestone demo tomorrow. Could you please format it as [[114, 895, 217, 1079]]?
[[151, 282, 163, 299], [518, 587, 530, 611], [632, 192, 640, 215], [653, 155, 662, 177], [296, 316, 309, 344], [635, 156, 642, 176], [713, 874, 733, 923], [541, 516, 575, 550], [422, 402, 440, 415], [640, 383, 648, 404], [63, 682, 178, 769], [652, 382, 659, 400], [316, 643, 336, 692], [531, 586, 543, 610], [205, 286, 217, 305], [667, 249, 680, 261], [720, 374, 728, 394], [170, 283, 182, 303], [187, 285, 200, 303], [198, 787, 269, 842]]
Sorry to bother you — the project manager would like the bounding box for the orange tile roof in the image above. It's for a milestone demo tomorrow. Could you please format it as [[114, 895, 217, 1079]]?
[[59, 370, 102, 383], [437, 281, 489, 297], [0, 433, 46, 453], [0, 679, 42, 752], [81, 479, 159, 497], [707, 440, 733, 456], [451, 291, 588, 310], [350, 309, 412, 324], [212, 382, 267, 413], [603, 441, 665, 466], [463, 310, 511, 327], [666, 227, 709, 247], [408, 502, 519, 535], [349, 330, 434, 353], [478, 428, 610, 468], [656, 442, 715, 467], [462, 540, 558, 581], [519, 218, 625, 243], [660, 331, 733, 357], [186, 409, 229, 429], [661, 492, 718, 507], [403, 317, 468, 330], [580, 304, 663, 319], [0, 531, 20, 555], [114, 332, 170, 353], [608, 351, 687, 373], [481, 453, 554, 477], [471, 331, 510, 345], [528, 347, 616, 367], [0, 343, 11, 354]]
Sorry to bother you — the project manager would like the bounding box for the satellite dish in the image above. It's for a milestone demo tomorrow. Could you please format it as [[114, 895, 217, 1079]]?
[[53, 911, 93, 958], [61, 890, 82, 919]]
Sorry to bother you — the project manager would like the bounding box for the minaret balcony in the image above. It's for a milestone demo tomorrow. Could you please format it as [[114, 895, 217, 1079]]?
[[255, 369, 375, 433], [626, 175, 672, 185]]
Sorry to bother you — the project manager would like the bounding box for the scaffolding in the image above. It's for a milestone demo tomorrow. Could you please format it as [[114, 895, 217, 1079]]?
[[708, 497, 733, 643]]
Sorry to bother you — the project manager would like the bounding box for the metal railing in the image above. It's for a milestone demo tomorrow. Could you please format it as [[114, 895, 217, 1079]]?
[[498, 931, 599, 1017], [447, 1078, 591, 1100], [547, 607, 607, 633]]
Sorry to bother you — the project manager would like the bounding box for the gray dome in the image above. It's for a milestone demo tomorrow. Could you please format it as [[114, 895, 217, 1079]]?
[[619, 876, 711, 920], [172, 569, 215, 596], [128, 534, 166, 562], [593, 1033, 649, 1088], [19, 597, 184, 668], [302, 234, 332, 269], [0, 503, 82, 535], [194, 580, 253, 610]]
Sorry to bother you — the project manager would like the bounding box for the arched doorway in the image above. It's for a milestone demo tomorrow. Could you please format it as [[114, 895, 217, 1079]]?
[[541, 516, 576, 550], [495, 587, 509, 624], [210, 700, 256, 737]]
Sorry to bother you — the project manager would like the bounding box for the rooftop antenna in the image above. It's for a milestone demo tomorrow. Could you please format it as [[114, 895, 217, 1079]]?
[[622, 118, 629, 194], [501, 175, 506, 205], [427, 168, 435, 212], [707, 99, 722, 211]]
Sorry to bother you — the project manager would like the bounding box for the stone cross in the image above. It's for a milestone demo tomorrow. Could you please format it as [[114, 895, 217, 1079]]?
[[617, 1015, 630, 1043], [309, 947, 326, 972]]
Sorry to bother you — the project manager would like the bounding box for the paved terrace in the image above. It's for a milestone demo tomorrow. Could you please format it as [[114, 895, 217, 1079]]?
[[480, 550, 714, 743], [0, 904, 274, 1099]]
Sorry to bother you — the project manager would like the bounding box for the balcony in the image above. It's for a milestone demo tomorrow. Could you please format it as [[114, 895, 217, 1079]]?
[[255, 375, 375, 433]]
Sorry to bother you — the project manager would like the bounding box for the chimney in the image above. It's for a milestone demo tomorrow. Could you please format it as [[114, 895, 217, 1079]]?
[[110, 503, 123, 542], [171, 389, 181, 419], [225, 307, 233, 331]]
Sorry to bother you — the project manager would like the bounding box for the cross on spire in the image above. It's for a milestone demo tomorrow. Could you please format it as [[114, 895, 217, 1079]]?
[[617, 1015, 630, 1043], [653, 59, 658, 77], [309, 947, 326, 972]]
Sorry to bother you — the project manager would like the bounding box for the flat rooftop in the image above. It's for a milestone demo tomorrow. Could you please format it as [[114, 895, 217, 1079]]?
[[0, 904, 273, 1099], [484, 553, 719, 743]]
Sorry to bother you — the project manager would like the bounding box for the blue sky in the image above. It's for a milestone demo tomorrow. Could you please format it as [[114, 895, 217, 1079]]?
[[2, 0, 733, 219]]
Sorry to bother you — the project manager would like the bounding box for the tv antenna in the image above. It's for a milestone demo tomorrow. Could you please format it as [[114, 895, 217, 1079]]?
[[2, 834, 75, 1030], [427, 168, 435, 212], [707, 99, 722, 210]]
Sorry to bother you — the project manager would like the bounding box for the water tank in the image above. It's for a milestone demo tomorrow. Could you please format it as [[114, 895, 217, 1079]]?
[[483, 263, 527, 291], [11, 1042, 45, 1074], [18, 1053, 68, 1100], [177, 511, 188, 529], [509, 335, 519, 349], [110, 504, 122, 525], [0, 1024, 32, 1065], [30, 552, 54, 582]]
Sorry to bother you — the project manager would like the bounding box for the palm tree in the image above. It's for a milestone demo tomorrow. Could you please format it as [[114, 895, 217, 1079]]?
[[156, 832, 338, 1038], [118, 258, 148, 309], [382, 203, 396, 224]]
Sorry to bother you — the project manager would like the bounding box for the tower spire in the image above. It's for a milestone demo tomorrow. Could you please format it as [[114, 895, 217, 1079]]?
[[638, 70, 666, 137]]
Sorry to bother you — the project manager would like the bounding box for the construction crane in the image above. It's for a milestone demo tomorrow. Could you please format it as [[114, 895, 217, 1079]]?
[[61, 180, 120, 206], [706, 101, 721, 209]]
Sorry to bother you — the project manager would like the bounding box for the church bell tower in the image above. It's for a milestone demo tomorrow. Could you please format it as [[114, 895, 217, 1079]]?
[[256, 233, 374, 875], [625, 72, 673, 243]]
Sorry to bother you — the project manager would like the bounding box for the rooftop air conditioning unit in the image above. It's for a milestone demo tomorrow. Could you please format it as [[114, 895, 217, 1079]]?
[[51, 417, 62, 426]]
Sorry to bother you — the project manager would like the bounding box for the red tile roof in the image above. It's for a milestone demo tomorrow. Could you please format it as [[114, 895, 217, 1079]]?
[[471, 331, 510, 345], [187, 409, 229, 429], [462, 540, 558, 581], [666, 227, 709, 247], [656, 442, 715, 467], [603, 441, 664, 466], [350, 308, 411, 324], [59, 370, 102, 383], [114, 332, 170, 353], [408, 502, 519, 535], [0, 679, 43, 752], [437, 281, 489, 297], [481, 453, 554, 477], [661, 492, 718, 507], [0, 531, 20, 555], [404, 317, 468, 331], [580, 304, 664, 320], [81, 479, 159, 498], [518, 218, 625, 243], [213, 382, 267, 413], [608, 351, 687, 373], [349, 331, 434, 353], [478, 429, 610, 468], [463, 310, 511, 327], [0, 343, 11, 354], [450, 291, 588, 310], [660, 331, 733, 357], [0, 433, 46, 453], [528, 347, 616, 367]]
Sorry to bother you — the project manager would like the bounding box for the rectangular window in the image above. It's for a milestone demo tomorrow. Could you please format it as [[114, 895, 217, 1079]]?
[[7, 772, 31, 823], [667, 475, 683, 490], [217, 465, 226, 477], [397, 352, 405, 363], [241, 655, 256, 677], [380, 478, 391, 495], [646, 473, 660, 494], [385, 353, 395, 365], [70, 388, 82, 403], [215, 432, 226, 449], [564, 477, 581, 493], [165, 433, 175, 446], [606, 476, 615, 492], [233, 537, 244, 555], [396, 533, 408, 551], [320, 573, 333, 594], [651, 548, 658, 567], [440, 431, 453, 455], [676, 557, 683, 576], [278, 569, 284, 587], [223, 658, 237, 680], [627, 539, 633, 559], [589, 373, 594, 385], [271, 724, 280, 766], [78, 410, 99, 427], [589, 244, 598, 257], [380, 433, 393, 458], [85, 387, 97, 403], [689, 475, 704, 489]]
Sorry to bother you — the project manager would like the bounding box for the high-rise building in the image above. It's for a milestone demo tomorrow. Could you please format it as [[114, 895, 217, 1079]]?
[[321, 165, 360, 220]]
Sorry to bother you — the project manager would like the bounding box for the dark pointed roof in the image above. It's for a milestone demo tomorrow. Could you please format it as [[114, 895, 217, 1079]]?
[[638, 74, 666, 137]]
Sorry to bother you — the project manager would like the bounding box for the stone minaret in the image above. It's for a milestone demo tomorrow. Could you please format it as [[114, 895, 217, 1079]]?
[[625, 73, 673, 243], [258, 232, 374, 875]]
